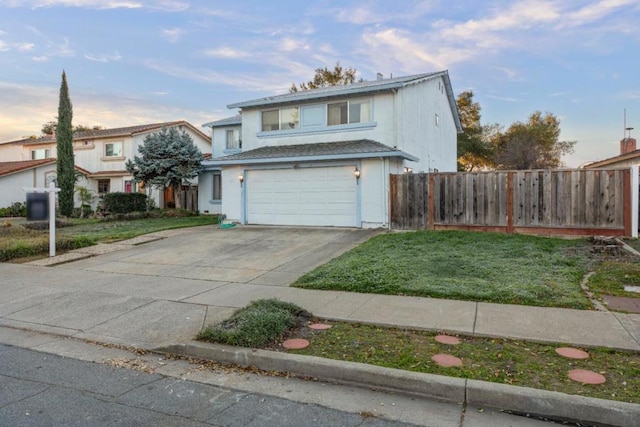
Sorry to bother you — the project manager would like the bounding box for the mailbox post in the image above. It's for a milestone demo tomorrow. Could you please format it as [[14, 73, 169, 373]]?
[[23, 182, 61, 257]]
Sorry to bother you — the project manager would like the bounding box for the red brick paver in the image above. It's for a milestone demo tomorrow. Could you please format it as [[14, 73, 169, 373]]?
[[283, 338, 310, 350], [432, 354, 463, 367], [568, 369, 606, 385], [555, 347, 589, 360]]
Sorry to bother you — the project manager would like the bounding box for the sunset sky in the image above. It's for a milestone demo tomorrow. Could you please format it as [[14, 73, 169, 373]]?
[[1, 0, 639, 167]]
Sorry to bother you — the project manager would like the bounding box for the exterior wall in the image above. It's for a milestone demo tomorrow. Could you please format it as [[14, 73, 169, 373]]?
[[396, 77, 457, 173], [211, 125, 242, 158], [0, 143, 28, 161], [240, 93, 396, 150], [197, 170, 222, 214], [0, 163, 57, 208], [220, 165, 243, 222]]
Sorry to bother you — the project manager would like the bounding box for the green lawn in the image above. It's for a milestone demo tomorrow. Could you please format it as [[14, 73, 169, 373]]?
[[0, 213, 218, 261], [59, 215, 218, 242], [293, 231, 592, 309]]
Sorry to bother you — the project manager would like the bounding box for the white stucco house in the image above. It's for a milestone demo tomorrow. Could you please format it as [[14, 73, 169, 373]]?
[[199, 71, 462, 228], [0, 121, 211, 210]]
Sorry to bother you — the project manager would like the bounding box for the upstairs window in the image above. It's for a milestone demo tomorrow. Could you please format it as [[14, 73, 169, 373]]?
[[31, 148, 50, 160], [328, 99, 370, 126], [105, 142, 123, 157], [226, 129, 241, 150], [300, 104, 325, 128], [261, 108, 299, 131]]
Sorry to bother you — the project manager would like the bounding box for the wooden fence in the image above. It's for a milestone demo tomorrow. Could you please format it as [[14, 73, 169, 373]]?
[[163, 185, 198, 211], [389, 169, 632, 236]]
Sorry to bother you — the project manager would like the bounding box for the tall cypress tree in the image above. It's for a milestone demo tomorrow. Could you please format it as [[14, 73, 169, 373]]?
[[56, 71, 75, 217]]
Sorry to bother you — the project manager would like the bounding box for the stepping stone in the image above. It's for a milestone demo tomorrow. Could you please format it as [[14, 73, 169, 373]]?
[[308, 323, 332, 330], [568, 369, 606, 385], [432, 354, 463, 367], [282, 338, 309, 350], [555, 347, 589, 360], [435, 335, 461, 345]]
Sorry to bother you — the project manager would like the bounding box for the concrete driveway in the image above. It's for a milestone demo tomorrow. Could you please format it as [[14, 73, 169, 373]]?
[[61, 226, 378, 287]]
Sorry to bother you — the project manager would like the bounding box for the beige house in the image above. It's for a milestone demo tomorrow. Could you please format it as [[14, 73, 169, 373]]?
[[0, 121, 211, 210], [583, 137, 639, 169]]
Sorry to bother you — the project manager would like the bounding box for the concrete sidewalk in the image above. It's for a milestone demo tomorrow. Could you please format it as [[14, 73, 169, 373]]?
[[0, 226, 639, 425]]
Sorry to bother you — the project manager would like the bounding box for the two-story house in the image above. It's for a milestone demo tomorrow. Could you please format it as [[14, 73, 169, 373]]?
[[0, 121, 211, 210], [199, 71, 462, 228]]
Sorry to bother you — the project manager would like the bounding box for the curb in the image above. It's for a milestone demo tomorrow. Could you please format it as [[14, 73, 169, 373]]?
[[155, 341, 640, 427]]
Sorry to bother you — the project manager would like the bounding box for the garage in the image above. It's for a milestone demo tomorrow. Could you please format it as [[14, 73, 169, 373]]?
[[246, 166, 358, 227]]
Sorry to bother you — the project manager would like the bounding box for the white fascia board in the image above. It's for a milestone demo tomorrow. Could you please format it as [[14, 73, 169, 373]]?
[[202, 151, 418, 168]]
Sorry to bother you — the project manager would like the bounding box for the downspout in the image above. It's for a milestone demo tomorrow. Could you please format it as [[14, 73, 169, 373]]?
[[382, 156, 388, 228]]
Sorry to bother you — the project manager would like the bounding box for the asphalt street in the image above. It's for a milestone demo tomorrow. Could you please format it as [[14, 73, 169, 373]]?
[[0, 332, 559, 427], [0, 342, 414, 427]]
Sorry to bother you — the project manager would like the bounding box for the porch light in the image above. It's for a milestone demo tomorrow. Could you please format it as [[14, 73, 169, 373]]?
[[354, 167, 360, 181], [238, 174, 244, 186]]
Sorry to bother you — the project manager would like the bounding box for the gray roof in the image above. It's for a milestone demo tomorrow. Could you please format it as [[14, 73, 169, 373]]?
[[202, 114, 242, 128], [226, 70, 462, 133], [228, 72, 444, 109], [202, 140, 418, 167]]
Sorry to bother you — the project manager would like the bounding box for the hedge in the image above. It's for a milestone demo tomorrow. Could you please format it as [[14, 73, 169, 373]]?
[[102, 192, 147, 214]]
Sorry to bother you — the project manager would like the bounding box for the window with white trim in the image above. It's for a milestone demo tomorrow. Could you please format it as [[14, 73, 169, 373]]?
[[31, 148, 50, 160], [105, 142, 123, 157], [212, 171, 222, 201], [328, 99, 370, 126], [261, 108, 299, 131]]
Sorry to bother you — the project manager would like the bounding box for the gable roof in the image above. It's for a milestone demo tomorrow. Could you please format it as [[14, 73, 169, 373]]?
[[203, 140, 418, 167], [202, 114, 242, 128], [583, 149, 640, 169], [227, 71, 462, 133], [0, 159, 56, 177], [0, 159, 93, 178], [1, 121, 211, 146]]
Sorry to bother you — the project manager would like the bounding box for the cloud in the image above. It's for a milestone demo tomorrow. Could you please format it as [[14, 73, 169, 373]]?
[[203, 47, 250, 59], [486, 95, 520, 103], [563, 0, 637, 27], [162, 28, 184, 43], [32, 55, 48, 62], [2, 0, 189, 10], [84, 51, 122, 62], [0, 79, 210, 143]]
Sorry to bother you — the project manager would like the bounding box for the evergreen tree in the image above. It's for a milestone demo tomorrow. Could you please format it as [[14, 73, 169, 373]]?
[[290, 62, 360, 92], [56, 71, 75, 216], [126, 127, 203, 209]]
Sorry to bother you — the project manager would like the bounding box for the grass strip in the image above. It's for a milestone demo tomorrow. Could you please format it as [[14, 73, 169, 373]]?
[[198, 299, 310, 348], [286, 322, 639, 404]]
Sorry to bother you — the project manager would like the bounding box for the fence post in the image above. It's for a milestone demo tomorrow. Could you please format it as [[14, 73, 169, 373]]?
[[632, 166, 639, 238], [506, 172, 514, 233], [428, 173, 435, 230]]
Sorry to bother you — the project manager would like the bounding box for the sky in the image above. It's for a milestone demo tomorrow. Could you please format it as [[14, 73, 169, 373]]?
[[0, 0, 638, 167]]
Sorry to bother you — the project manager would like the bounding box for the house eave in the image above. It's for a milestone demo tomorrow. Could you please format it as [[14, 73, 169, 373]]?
[[202, 151, 418, 169]]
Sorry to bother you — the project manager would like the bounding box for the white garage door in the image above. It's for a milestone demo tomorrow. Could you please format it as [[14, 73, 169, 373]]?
[[246, 166, 357, 227]]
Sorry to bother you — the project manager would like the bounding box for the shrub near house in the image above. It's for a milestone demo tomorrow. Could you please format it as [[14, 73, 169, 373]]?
[[102, 192, 147, 214]]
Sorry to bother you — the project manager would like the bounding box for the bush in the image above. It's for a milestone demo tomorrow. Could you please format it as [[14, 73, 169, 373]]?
[[0, 202, 27, 217], [102, 192, 147, 214], [198, 299, 309, 348]]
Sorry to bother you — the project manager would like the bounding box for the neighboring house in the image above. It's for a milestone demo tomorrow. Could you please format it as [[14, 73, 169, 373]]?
[[0, 121, 211, 209], [583, 137, 639, 169], [200, 71, 462, 228], [0, 159, 91, 209]]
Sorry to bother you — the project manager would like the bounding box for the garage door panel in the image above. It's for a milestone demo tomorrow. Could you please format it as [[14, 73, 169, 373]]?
[[247, 167, 357, 227]]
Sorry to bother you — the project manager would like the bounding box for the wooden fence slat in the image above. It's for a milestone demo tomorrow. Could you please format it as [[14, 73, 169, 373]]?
[[389, 168, 631, 236]]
